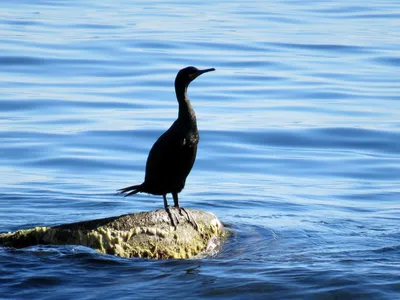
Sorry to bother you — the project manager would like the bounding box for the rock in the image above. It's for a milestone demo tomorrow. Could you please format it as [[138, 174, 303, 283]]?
[[0, 208, 225, 259]]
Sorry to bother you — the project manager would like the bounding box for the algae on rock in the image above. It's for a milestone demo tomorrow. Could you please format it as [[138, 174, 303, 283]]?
[[0, 208, 225, 259]]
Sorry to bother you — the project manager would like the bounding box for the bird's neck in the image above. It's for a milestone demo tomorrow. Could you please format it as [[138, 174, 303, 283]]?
[[176, 85, 197, 125]]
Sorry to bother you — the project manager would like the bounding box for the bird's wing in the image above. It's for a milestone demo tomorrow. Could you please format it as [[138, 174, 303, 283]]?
[[144, 127, 181, 180]]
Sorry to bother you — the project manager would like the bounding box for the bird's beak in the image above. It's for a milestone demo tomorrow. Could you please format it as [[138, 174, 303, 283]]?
[[197, 68, 216, 75], [191, 68, 215, 80]]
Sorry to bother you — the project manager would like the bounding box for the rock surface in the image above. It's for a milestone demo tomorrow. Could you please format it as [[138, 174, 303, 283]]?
[[0, 208, 225, 259]]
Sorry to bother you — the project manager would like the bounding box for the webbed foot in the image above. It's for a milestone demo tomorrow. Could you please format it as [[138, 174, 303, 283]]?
[[165, 206, 179, 229], [178, 207, 199, 231]]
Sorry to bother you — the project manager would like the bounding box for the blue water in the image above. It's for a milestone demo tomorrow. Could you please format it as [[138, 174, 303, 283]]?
[[1, 0, 399, 299]]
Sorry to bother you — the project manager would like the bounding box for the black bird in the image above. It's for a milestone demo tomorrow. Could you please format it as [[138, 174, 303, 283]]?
[[118, 66, 215, 228]]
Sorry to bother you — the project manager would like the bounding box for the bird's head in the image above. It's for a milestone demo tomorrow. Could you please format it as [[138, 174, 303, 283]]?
[[175, 66, 215, 88]]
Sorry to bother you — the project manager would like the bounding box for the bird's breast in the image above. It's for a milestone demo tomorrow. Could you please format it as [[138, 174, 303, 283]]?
[[185, 130, 199, 146]]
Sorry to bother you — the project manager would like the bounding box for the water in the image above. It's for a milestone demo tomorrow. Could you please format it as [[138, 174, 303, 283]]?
[[1, 0, 399, 299]]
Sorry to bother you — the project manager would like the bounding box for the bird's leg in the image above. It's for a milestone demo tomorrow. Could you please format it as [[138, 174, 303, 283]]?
[[172, 192, 198, 230], [163, 194, 178, 228]]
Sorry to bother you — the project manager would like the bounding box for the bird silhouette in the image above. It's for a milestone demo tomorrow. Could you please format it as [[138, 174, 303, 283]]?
[[118, 66, 215, 228]]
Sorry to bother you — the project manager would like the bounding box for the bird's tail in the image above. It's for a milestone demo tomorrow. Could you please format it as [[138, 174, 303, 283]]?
[[117, 184, 143, 197]]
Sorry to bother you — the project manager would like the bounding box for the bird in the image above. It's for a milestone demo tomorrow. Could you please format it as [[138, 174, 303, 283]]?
[[118, 66, 215, 228]]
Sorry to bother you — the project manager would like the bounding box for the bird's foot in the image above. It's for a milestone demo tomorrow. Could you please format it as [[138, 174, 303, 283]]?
[[177, 207, 199, 231], [165, 206, 179, 229]]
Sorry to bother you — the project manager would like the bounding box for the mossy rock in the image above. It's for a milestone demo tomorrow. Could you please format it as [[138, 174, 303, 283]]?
[[0, 208, 225, 259]]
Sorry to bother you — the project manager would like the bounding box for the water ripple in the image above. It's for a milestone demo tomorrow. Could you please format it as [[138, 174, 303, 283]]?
[[1, 0, 400, 299]]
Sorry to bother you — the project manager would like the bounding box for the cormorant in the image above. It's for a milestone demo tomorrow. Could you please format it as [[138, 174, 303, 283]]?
[[118, 66, 215, 228]]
